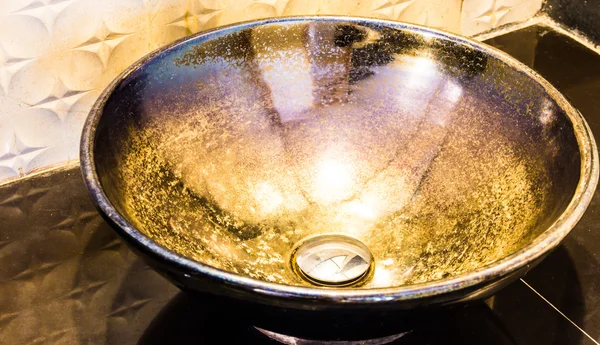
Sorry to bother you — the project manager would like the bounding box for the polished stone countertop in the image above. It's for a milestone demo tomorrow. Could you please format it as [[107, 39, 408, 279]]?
[[1, 25, 599, 344]]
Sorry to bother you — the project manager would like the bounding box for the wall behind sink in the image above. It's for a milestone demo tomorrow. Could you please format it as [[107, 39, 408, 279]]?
[[0, 0, 542, 183]]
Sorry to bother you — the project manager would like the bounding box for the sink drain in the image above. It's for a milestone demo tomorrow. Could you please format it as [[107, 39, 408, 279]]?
[[292, 234, 373, 287]]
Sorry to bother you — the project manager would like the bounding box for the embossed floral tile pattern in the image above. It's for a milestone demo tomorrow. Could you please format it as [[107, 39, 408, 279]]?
[[461, 0, 543, 36], [0, 166, 179, 345], [0, 0, 541, 183]]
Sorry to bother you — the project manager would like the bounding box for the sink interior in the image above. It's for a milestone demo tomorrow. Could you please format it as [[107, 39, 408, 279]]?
[[93, 21, 581, 288]]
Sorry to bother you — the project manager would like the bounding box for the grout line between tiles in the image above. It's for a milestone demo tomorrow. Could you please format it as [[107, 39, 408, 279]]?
[[521, 278, 600, 345], [0, 161, 80, 188], [473, 16, 545, 41]]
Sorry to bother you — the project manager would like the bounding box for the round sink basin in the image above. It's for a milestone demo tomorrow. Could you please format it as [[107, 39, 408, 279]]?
[[81, 17, 598, 313]]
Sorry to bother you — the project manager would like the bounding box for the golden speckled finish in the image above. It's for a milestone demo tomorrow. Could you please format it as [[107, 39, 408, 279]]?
[[82, 17, 597, 310]]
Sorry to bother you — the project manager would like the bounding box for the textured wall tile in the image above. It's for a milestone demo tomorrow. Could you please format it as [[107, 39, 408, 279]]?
[[102, 0, 149, 34], [52, 0, 101, 51], [0, 0, 36, 18], [149, 22, 191, 50], [281, 0, 462, 33], [461, 0, 543, 36], [0, 0, 542, 183], [0, 14, 50, 59], [397, 0, 462, 33], [0, 168, 179, 344], [147, 0, 189, 26], [495, 0, 543, 28], [0, 106, 72, 181], [208, 3, 278, 28], [5, 59, 55, 106], [99, 33, 153, 85]]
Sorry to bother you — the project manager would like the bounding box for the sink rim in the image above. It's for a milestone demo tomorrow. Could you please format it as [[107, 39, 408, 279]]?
[[79, 15, 599, 306]]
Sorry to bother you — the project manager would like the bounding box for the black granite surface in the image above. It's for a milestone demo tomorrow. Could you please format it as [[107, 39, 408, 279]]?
[[1, 25, 599, 344], [545, 0, 600, 45]]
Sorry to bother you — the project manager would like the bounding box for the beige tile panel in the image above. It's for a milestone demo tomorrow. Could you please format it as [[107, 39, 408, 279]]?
[[0, 0, 539, 182], [461, 0, 543, 36]]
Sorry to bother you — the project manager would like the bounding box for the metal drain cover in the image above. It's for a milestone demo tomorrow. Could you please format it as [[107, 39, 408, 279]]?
[[293, 235, 373, 286]]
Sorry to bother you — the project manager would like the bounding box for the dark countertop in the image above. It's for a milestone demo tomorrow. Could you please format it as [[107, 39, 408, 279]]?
[[1, 25, 599, 344]]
